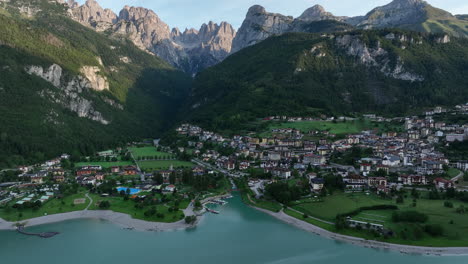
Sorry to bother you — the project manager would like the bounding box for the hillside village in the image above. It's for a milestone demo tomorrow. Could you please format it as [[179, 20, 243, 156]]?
[[175, 104, 468, 197], [1, 103, 468, 225]]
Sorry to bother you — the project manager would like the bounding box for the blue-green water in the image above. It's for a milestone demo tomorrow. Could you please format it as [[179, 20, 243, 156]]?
[[1, 194, 468, 264]]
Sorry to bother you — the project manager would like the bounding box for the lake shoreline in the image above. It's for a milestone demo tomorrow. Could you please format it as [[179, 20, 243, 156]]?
[[0, 194, 232, 232], [249, 205, 468, 256], [0, 210, 195, 232]]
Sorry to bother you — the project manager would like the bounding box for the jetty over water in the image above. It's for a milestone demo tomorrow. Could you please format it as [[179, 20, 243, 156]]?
[[17, 225, 60, 238]]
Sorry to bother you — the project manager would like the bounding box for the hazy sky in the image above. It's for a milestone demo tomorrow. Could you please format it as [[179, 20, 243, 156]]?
[[76, 0, 468, 30]]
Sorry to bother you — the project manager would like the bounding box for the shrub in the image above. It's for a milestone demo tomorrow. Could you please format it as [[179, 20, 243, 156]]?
[[425, 224, 444, 236], [99, 201, 111, 209], [184, 215, 197, 224], [444, 201, 453, 208], [392, 211, 428, 223]]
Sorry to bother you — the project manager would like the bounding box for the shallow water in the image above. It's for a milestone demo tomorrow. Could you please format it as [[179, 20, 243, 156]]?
[[1, 194, 467, 264]]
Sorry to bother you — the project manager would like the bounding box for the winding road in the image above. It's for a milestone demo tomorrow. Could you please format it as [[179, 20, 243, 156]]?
[[85, 193, 93, 210]]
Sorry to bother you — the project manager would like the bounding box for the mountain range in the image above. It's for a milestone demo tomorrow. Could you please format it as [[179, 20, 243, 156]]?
[[63, 0, 468, 74]]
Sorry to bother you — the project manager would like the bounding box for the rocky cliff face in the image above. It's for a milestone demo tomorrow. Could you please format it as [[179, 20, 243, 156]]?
[[233, 0, 467, 54], [335, 34, 424, 82], [232, 5, 348, 53], [25, 64, 111, 124], [68, 0, 236, 74], [69, 0, 116, 31], [352, 0, 430, 28], [65, 0, 466, 73]]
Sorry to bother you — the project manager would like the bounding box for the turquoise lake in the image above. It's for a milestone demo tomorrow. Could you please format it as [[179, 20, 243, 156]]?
[[1, 194, 468, 264]]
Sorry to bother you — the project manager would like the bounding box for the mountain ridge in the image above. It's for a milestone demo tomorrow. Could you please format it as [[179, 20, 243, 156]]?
[[63, 0, 468, 73]]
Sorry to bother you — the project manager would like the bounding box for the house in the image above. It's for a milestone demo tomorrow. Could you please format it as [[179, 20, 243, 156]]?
[[446, 133, 466, 142], [303, 154, 326, 165], [398, 175, 427, 185], [368, 177, 387, 187], [434, 178, 454, 190], [192, 166, 205, 176], [225, 161, 236, 171], [317, 146, 330, 156], [51, 169, 65, 176], [268, 168, 291, 179], [360, 163, 372, 175], [268, 152, 281, 161], [344, 175, 367, 190], [31, 175, 45, 184], [165, 184, 176, 192], [456, 161, 468, 171], [382, 155, 400, 167], [76, 166, 102, 176], [95, 174, 105, 181], [123, 166, 138, 175], [53, 175, 65, 183], [310, 178, 325, 192], [239, 161, 250, 170], [111, 166, 120, 173]]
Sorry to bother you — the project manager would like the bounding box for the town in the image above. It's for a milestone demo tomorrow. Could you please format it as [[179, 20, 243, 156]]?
[[1, 103, 468, 246]]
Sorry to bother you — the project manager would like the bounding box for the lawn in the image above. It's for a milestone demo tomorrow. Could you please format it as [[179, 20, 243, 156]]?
[[447, 168, 462, 179], [138, 160, 195, 171], [288, 191, 468, 247], [292, 192, 390, 221], [88, 194, 185, 223], [0, 193, 89, 222], [260, 119, 403, 137], [75, 161, 134, 169], [129, 147, 174, 160]]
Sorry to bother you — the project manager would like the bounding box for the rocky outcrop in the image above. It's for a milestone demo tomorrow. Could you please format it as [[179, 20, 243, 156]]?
[[79, 66, 109, 91], [232, 5, 294, 53], [25, 64, 111, 124], [297, 5, 344, 22], [69, 0, 116, 31], [335, 34, 424, 82], [352, 0, 429, 28]]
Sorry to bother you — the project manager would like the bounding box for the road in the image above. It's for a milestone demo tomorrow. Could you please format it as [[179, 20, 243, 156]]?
[[250, 180, 265, 199], [286, 207, 335, 225], [330, 163, 357, 174], [85, 193, 93, 210], [191, 159, 248, 178], [451, 170, 464, 182]]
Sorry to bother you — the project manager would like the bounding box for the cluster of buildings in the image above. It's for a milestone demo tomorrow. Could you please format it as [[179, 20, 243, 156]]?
[[176, 104, 468, 195]]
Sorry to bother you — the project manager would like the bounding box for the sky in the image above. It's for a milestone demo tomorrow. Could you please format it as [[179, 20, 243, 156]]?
[[76, 0, 468, 30]]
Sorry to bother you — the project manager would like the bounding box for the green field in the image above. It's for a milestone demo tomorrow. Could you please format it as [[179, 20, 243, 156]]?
[[447, 168, 462, 179], [88, 194, 185, 223], [129, 147, 174, 159], [75, 161, 134, 169], [291, 192, 390, 221], [260, 120, 402, 137], [288, 192, 468, 246], [137, 160, 195, 171], [0, 193, 89, 222]]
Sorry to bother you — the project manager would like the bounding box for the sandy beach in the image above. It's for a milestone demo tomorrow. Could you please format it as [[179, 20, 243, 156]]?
[[0, 210, 195, 232], [0, 194, 233, 232], [251, 206, 468, 256]]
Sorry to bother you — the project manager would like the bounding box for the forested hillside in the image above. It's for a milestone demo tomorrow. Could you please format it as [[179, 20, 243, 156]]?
[[0, 0, 191, 167], [187, 30, 468, 131]]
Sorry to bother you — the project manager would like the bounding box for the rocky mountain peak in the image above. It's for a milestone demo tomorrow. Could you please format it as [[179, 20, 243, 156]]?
[[298, 4, 339, 22], [247, 5, 267, 16], [69, 0, 117, 31], [118, 5, 159, 22]]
